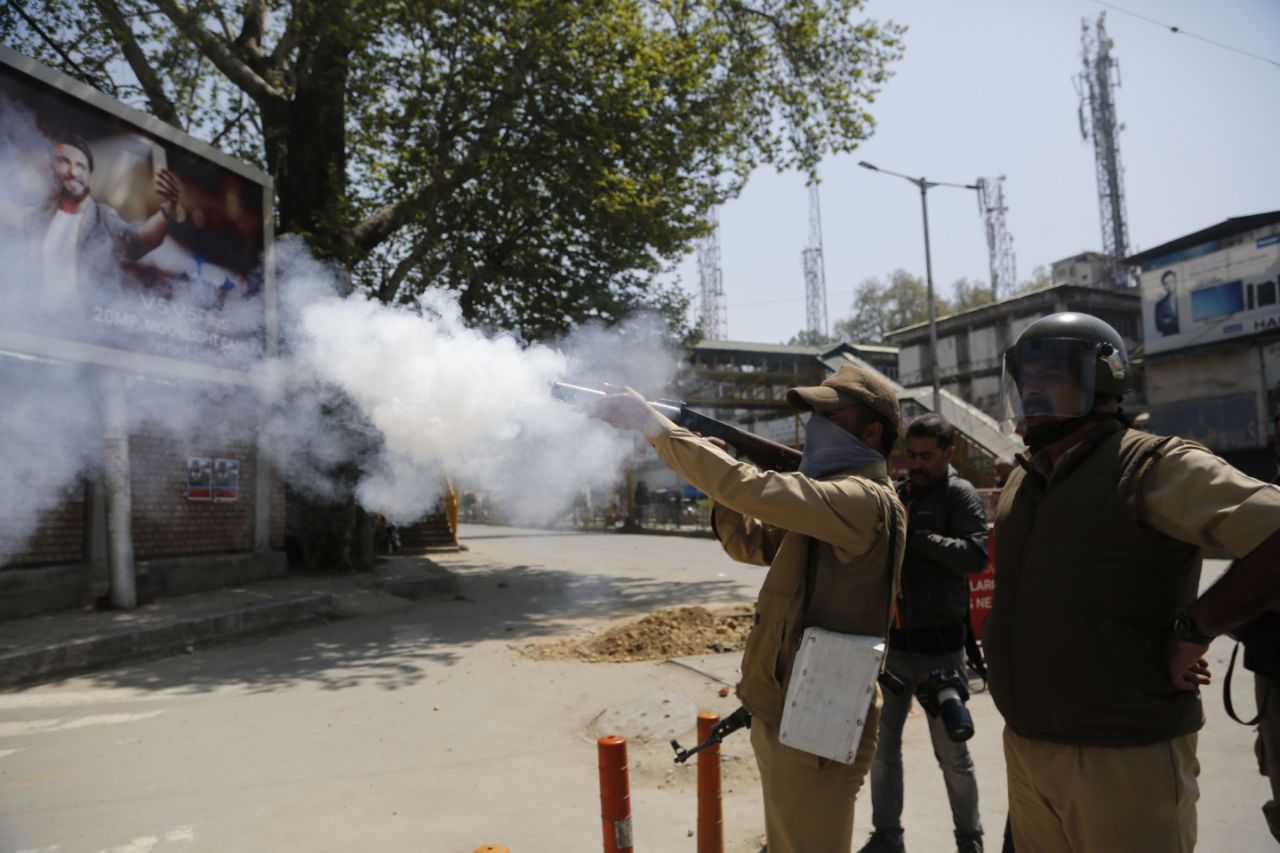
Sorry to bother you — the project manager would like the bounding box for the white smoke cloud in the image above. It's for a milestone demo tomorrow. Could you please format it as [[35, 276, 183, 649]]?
[[267, 240, 666, 524], [0, 96, 680, 560]]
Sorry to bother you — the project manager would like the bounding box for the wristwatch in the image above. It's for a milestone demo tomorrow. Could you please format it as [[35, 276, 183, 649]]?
[[1172, 611, 1214, 646]]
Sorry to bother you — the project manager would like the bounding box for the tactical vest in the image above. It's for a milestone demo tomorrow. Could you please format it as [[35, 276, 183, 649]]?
[[984, 422, 1204, 746], [736, 475, 905, 726]]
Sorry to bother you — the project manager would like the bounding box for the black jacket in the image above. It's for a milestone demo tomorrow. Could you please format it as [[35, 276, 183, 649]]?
[[892, 469, 989, 641]]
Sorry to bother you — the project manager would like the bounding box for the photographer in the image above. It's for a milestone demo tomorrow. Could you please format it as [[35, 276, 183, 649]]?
[[860, 415, 988, 853]]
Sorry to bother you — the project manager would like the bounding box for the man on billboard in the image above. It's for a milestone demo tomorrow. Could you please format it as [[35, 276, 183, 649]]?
[[1155, 269, 1180, 336], [22, 133, 184, 310]]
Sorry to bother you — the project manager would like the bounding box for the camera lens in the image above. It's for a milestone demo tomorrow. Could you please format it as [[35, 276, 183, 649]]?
[[937, 686, 975, 742]]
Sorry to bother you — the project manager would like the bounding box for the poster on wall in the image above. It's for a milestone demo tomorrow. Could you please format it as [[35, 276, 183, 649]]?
[[1140, 232, 1280, 356], [213, 458, 240, 502], [0, 48, 271, 371], [187, 457, 212, 501]]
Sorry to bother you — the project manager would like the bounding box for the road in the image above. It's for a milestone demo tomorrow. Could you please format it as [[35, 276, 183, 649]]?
[[0, 525, 1273, 852]]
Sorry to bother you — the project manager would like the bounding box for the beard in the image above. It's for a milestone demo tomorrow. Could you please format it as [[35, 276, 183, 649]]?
[[60, 176, 89, 202]]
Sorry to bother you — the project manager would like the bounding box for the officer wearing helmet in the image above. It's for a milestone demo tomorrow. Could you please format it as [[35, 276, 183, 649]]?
[[983, 312, 1280, 851]]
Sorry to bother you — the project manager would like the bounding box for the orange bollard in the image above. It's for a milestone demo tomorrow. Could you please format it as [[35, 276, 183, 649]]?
[[598, 734, 634, 852], [473, 847, 509, 853], [696, 711, 724, 853]]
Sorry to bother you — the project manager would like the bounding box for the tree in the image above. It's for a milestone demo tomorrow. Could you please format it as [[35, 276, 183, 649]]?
[[951, 277, 995, 313], [833, 269, 951, 343], [1014, 264, 1053, 295], [4, 0, 905, 340], [4, 0, 905, 568], [787, 329, 836, 347]]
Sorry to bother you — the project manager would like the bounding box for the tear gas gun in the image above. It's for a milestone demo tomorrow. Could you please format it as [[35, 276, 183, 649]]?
[[551, 382, 803, 472], [670, 705, 752, 764]]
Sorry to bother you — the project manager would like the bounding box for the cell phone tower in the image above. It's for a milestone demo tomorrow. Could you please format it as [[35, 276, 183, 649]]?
[[976, 176, 1016, 300], [802, 181, 829, 338], [697, 206, 728, 340], [1076, 12, 1132, 288]]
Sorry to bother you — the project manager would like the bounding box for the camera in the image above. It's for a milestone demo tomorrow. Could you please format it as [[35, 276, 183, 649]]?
[[914, 668, 975, 742]]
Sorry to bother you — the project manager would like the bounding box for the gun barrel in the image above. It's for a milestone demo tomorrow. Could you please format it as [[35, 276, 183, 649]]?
[[551, 381, 605, 400], [551, 382, 680, 418]]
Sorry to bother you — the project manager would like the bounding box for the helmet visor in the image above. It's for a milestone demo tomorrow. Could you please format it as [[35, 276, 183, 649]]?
[[999, 338, 1099, 432]]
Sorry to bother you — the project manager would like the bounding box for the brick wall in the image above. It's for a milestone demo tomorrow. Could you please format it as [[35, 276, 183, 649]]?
[[130, 431, 256, 559], [1, 482, 88, 567]]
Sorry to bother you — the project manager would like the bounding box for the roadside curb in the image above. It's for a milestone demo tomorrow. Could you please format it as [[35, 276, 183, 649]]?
[[0, 592, 334, 690]]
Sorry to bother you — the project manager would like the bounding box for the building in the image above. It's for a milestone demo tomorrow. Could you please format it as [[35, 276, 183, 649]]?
[[883, 284, 1142, 422], [1051, 251, 1113, 288], [1127, 211, 1280, 480], [630, 338, 1020, 507]]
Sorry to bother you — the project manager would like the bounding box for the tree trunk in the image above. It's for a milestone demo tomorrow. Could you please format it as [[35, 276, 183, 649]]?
[[269, 1, 374, 573]]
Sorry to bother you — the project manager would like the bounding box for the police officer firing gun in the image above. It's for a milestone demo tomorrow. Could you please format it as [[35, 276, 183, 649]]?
[[590, 366, 906, 853]]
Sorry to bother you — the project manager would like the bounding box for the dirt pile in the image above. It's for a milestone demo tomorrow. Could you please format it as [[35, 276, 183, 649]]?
[[520, 605, 754, 662]]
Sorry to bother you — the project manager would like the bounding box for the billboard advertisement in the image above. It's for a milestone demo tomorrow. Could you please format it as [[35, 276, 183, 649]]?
[[1140, 229, 1280, 356], [0, 48, 272, 374]]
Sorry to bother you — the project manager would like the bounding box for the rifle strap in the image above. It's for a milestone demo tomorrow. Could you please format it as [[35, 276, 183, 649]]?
[[1224, 640, 1266, 726]]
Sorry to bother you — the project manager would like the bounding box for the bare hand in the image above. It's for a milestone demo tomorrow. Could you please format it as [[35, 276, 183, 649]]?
[[156, 168, 184, 221], [703, 435, 730, 453], [1164, 634, 1211, 691], [590, 385, 657, 433]]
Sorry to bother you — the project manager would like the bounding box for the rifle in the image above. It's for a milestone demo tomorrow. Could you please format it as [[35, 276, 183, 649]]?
[[670, 705, 752, 764], [552, 382, 803, 472]]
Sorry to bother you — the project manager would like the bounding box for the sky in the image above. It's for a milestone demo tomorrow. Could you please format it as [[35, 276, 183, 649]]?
[[668, 0, 1280, 345]]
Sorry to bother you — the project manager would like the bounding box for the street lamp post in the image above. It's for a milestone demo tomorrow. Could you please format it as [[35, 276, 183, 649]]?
[[858, 161, 980, 415]]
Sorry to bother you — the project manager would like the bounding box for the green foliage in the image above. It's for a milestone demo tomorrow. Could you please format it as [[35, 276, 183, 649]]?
[[950, 277, 995, 313], [3, 0, 904, 341], [833, 268, 951, 342], [787, 329, 836, 347], [1013, 263, 1052, 295]]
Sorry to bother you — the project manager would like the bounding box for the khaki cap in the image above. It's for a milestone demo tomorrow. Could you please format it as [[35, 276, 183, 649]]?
[[786, 365, 901, 431]]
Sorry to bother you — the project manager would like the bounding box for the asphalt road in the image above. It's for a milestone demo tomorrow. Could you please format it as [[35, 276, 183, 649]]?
[[0, 525, 1272, 852]]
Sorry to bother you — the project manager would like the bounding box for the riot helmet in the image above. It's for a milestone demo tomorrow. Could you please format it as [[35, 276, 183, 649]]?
[[999, 312, 1130, 435]]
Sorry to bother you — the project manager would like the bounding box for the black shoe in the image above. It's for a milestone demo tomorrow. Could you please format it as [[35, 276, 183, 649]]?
[[856, 829, 906, 853], [956, 834, 983, 853]]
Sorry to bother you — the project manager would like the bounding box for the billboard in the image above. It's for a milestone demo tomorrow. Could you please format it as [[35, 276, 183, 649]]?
[[1140, 228, 1280, 356], [0, 47, 273, 376]]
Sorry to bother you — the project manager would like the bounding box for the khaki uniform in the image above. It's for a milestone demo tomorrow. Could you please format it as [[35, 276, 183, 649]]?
[[988, 421, 1280, 852], [645, 417, 905, 853]]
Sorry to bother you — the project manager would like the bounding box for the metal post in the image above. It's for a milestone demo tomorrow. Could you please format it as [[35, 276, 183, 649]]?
[[598, 735, 634, 852], [99, 370, 136, 610], [696, 711, 724, 853], [919, 182, 942, 413]]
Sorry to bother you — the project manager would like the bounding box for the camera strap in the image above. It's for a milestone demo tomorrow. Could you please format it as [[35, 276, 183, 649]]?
[[1224, 640, 1266, 726]]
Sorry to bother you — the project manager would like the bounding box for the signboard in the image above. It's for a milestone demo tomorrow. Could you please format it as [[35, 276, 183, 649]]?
[[186, 457, 212, 501], [968, 525, 996, 640], [0, 47, 272, 376], [213, 458, 240, 502], [1140, 230, 1280, 356]]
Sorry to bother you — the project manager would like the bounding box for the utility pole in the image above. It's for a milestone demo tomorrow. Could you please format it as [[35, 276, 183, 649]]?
[[802, 181, 829, 339], [976, 176, 1016, 300], [1077, 12, 1132, 287], [697, 206, 727, 341], [859, 161, 980, 414]]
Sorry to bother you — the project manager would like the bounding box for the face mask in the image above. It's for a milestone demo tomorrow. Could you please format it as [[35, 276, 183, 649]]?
[[799, 412, 884, 479]]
